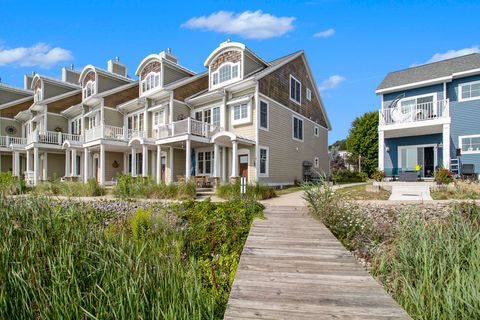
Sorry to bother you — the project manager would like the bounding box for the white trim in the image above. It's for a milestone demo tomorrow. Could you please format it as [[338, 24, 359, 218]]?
[[292, 115, 304, 142], [210, 61, 242, 90], [259, 99, 269, 131], [204, 41, 246, 67], [258, 146, 269, 177], [397, 143, 438, 175], [289, 74, 301, 105], [458, 79, 480, 102], [314, 126, 319, 137], [376, 76, 452, 94], [314, 156, 319, 168], [459, 134, 480, 154], [258, 93, 328, 130], [306, 88, 312, 101], [397, 92, 437, 107]]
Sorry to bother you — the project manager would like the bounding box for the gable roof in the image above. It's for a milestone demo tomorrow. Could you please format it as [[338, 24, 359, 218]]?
[[377, 53, 480, 93]]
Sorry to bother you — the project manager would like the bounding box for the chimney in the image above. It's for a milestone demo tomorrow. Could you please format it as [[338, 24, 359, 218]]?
[[24, 74, 34, 90], [62, 66, 81, 85], [160, 49, 178, 64], [107, 57, 128, 77]]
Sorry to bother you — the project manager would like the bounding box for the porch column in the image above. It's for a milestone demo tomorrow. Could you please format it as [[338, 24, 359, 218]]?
[[156, 145, 162, 184], [71, 149, 77, 176], [214, 143, 220, 177], [15, 152, 21, 176], [231, 140, 238, 177], [33, 147, 39, 186], [222, 146, 227, 183], [169, 146, 174, 183], [442, 123, 451, 169], [378, 131, 385, 171], [84, 148, 89, 182], [99, 144, 105, 185], [131, 147, 137, 176], [26, 150, 31, 173], [65, 149, 71, 177], [142, 145, 148, 177], [43, 153, 48, 181], [185, 139, 191, 180]]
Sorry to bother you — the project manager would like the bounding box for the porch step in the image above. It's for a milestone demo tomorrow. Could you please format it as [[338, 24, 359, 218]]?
[[196, 188, 215, 198]]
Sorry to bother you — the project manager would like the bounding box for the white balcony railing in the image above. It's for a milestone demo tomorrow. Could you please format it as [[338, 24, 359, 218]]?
[[379, 99, 449, 125], [0, 136, 27, 148], [151, 118, 220, 139], [85, 125, 126, 142], [61, 133, 83, 145], [25, 130, 83, 146]]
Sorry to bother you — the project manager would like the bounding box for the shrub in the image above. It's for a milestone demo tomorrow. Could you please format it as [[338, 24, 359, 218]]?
[[34, 179, 105, 197], [113, 174, 196, 200], [370, 170, 385, 182], [0, 172, 26, 197], [435, 168, 453, 185], [331, 169, 368, 184], [216, 181, 276, 200]]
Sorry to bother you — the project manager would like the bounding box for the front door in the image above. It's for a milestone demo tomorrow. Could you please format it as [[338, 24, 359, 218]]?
[[424, 147, 434, 177], [239, 155, 248, 180]]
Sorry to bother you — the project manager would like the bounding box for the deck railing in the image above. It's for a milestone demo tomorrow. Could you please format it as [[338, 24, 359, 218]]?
[[379, 99, 449, 125], [85, 125, 126, 142], [151, 118, 220, 139], [0, 136, 27, 148]]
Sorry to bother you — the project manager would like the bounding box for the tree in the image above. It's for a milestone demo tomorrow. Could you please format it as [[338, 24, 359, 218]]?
[[346, 111, 378, 174], [329, 139, 347, 151]]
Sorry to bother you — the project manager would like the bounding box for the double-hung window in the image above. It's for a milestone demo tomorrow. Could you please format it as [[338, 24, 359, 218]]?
[[88, 112, 100, 128], [259, 100, 268, 130], [459, 80, 480, 102], [127, 113, 144, 131], [259, 147, 269, 176], [197, 151, 213, 175], [70, 117, 82, 135], [292, 116, 304, 141], [290, 75, 301, 104], [232, 103, 250, 125], [459, 135, 480, 154]]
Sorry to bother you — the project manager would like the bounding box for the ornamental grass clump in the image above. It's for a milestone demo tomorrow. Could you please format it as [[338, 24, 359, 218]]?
[[0, 171, 26, 198], [216, 180, 276, 200], [34, 179, 105, 197]]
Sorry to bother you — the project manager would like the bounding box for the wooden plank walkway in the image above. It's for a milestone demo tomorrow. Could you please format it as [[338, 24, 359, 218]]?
[[224, 206, 410, 319]]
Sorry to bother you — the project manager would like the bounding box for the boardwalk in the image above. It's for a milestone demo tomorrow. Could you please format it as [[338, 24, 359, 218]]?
[[224, 205, 410, 319]]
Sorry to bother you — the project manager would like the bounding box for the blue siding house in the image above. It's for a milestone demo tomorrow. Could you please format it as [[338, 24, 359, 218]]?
[[377, 53, 480, 178]]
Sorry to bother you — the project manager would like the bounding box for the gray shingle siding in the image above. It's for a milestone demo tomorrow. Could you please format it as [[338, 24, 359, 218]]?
[[377, 53, 480, 91]]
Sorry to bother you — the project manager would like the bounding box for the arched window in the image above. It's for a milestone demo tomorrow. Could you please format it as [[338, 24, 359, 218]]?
[[34, 88, 42, 102], [83, 81, 96, 99], [141, 72, 160, 93], [211, 62, 240, 87]]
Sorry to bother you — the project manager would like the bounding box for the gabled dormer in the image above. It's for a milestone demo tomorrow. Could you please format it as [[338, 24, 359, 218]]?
[[78, 58, 132, 105], [30, 72, 79, 104], [204, 40, 268, 91], [135, 49, 195, 99]]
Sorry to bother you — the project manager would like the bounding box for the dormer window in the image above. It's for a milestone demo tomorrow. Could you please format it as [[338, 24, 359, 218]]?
[[141, 72, 160, 93], [212, 62, 240, 87], [34, 89, 42, 102], [83, 81, 96, 99]]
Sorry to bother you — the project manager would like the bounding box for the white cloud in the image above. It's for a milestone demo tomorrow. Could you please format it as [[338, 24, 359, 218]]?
[[318, 75, 346, 92], [182, 10, 295, 39], [424, 46, 480, 64], [313, 28, 335, 38], [0, 43, 73, 68]]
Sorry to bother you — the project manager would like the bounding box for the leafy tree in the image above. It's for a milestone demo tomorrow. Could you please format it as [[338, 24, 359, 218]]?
[[346, 111, 378, 174], [329, 139, 347, 151]]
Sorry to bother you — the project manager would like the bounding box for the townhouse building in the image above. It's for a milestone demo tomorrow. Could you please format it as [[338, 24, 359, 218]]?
[[377, 53, 480, 179], [0, 40, 330, 186]]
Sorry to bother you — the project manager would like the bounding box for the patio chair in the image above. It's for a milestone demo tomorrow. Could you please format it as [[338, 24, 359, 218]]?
[[462, 164, 476, 180]]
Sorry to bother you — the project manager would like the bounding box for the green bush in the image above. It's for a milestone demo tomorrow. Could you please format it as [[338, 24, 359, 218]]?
[[0, 172, 26, 197], [113, 174, 196, 200], [331, 169, 368, 184], [216, 180, 276, 200], [435, 168, 454, 185], [370, 170, 385, 182]]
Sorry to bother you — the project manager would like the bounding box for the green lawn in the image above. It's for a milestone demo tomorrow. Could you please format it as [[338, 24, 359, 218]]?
[[334, 184, 390, 200]]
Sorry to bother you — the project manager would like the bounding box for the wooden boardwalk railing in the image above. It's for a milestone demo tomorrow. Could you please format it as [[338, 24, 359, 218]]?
[[224, 206, 411, 319]]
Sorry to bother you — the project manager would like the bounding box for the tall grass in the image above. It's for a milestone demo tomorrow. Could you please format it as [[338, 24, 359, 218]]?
[[0, 196, 262, 318], [372, 205, 480, 320], [303, 178, 480, 320], [34, 179, 106, 197], [113, 174, 196, 200], [216, 180, 277, 200], [0, 172, 26, 198]]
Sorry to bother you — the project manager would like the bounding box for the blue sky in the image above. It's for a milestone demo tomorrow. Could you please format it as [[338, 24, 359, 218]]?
[[1, 0, 479, 143]]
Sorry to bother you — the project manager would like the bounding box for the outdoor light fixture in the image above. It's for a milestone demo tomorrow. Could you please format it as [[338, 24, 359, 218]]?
[[385, 146, 390, 152]]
